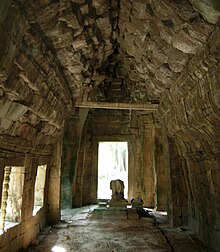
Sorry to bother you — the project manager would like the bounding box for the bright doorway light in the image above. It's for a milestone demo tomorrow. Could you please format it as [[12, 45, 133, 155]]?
[[33, 165, 47, 215], [0, 166, 25, 233], [98, 142, 128, 199]]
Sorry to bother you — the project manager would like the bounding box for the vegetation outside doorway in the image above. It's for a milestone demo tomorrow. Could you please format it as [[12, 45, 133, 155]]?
[[98, 142, 128, 200]]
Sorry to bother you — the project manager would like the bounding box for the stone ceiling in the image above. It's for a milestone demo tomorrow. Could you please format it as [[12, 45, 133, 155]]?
[[1, 0, 220, 143], [13, 0, 219, 104]]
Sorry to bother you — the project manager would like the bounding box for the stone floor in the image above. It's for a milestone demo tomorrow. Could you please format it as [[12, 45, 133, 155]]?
[[25, 205, 212, 252]]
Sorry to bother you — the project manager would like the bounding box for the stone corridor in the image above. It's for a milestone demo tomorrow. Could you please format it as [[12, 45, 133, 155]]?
[[1, 0, 220, 251], [25, 206, 210, 252]]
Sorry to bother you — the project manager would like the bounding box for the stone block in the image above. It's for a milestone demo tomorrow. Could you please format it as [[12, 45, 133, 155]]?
[[80, 4, 89, 15], [73, 35, 88, 51], [0, 233, 6, 249], [98, 202, 107, 207], [190, 0, 220, 24], [8, 225, 18, 241], [71, 0, 85, 3], [92, 0, 110, 15], [172, 31, 203, 54], [8, 237, 19, 252], [132, 1, 147, 19], [0, 0, 12, 23], [90, 209, 104, 219], [127, 209, 139, 220], [103, 208, 127, 220], [120, 0, 132, 12], [153, 1, 173, 19]]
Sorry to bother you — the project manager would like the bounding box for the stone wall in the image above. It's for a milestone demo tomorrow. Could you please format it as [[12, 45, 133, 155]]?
[[116, 1, 220, 249], [0, 2, 72, 146], [156, 28, 220, 250], [0, 1, 68, 249], [65, 108, 169, 210], [0, 207, 47, 251], [0, 155, 47, 251], [0, 135, 63, 251]]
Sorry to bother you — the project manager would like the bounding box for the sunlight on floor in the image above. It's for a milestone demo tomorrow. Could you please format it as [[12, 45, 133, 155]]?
[[51, 245, 66, 252]]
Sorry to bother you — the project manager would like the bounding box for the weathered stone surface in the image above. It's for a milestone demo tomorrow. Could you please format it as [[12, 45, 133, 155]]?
[[190, 0, 220, 24], [0, 0, 220, 251]]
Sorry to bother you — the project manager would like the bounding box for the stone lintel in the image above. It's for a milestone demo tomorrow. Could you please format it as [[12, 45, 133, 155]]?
[[75, 101, 158, 111]]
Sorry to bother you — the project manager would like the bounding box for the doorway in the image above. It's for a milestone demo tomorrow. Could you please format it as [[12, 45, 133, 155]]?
[[98, 142, 128, 199]]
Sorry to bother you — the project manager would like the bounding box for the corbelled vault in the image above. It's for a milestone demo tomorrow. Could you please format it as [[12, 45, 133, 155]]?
[[0, 0, 220, 251]]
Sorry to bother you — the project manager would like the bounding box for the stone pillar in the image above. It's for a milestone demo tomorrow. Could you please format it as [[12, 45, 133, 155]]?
[[0, 159, 5, 209], [164, 135, 173, 225], [48, 135, 63, 224], [21, 155, 33, 221], [61, 109, 88, 208], [135, 139, 143, 198], [73, 123, 87, 207], [82, 124, 93, 205], [61, 118, 79, 208], [129, 112, 144, 201], [155, 126, 169, 211], [168, 138, 189, 226], [90, 141, 98, 203], [128, 138, 135, 200], [142, 122, 156, 208], [0, 166, 11, 232]]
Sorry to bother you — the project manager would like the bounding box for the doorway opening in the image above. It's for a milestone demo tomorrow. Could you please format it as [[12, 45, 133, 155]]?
[[33, 165, 47, 215], [98, 142, 128, 200], [0, 166, 25, 234]]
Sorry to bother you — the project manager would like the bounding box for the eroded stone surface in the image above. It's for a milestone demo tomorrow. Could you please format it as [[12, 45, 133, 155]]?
[[1, 0, 220, 251]]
